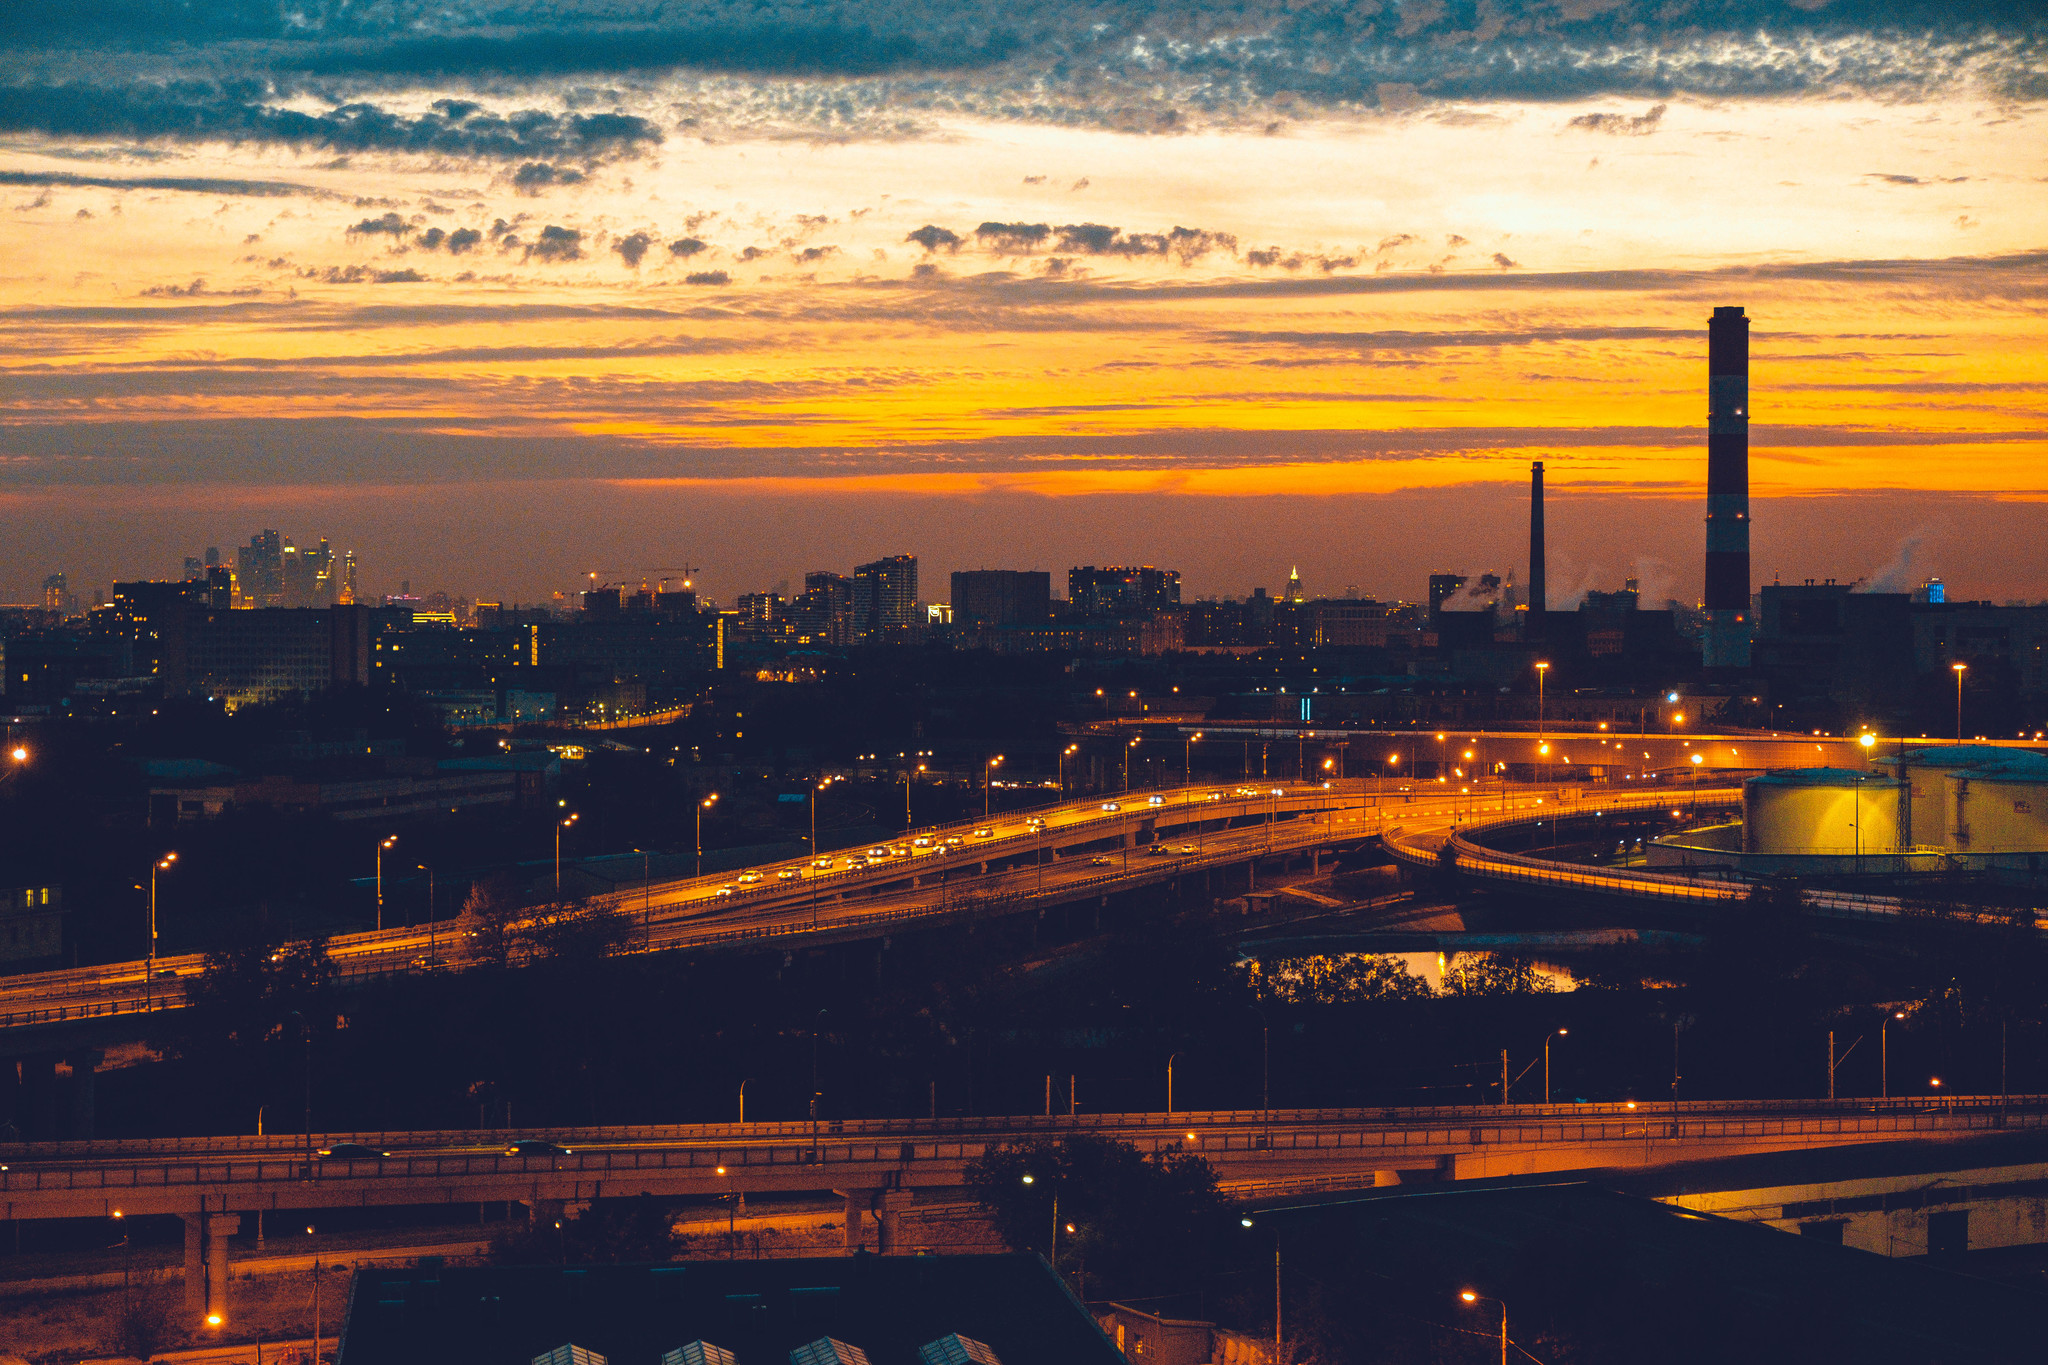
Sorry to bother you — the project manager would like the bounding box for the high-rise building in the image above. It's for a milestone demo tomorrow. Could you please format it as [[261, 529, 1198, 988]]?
[[951, 570, 1052, 628], [852, 555, 919, 644], [790, 572, 852, 645], [1285, 567, 1305, 603], [1068, 566, 1180, 619], [1704, 305, 1753, 669], [182, 557, 207, 582], [41, 573, 68, 614], [339, 550, 358, 605]]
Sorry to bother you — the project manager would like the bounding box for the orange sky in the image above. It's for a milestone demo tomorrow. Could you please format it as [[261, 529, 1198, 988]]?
[[2, 32, 2044, 604]]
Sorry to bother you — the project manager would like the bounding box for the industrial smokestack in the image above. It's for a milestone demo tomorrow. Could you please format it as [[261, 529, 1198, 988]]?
[[1528, 460, 1546, 631], [1704, 306, 1752, 669]]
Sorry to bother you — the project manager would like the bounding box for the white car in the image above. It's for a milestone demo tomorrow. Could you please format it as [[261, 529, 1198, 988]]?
[[777, 869, 801, 881], [1147, 795, 1166, 806], [714, 886, 736, 898], [736, 871, 763, 885], [972, 826, 995, 839], [1101, 802, 1121, 813]]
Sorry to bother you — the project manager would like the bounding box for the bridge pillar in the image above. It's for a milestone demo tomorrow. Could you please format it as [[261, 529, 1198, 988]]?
[[67, 1048, 102, 1140], [183, 1213, 205, 1314], [205, 1209, 230, 1324], [1312, 849, 1321, 875], [875, 1191, 914, 1252], [835, 1189, 872, 1253]]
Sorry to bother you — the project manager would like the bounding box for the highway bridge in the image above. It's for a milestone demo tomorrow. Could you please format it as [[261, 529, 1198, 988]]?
[[0, 778, 1603, 1032], [4, 1095, 2037, 1320], [1387, 793, 2042, 931]]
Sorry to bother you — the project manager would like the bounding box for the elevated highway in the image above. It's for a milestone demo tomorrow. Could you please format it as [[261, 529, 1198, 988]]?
[[1388, 794, 2042, 932], [3, 1096, 2037, 1225], [0, 778, 1600, 1032]]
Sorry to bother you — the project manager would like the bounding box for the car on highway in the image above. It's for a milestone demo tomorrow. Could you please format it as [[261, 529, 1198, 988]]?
[[1178, 844, 1198, 854], [1100, 802, 1121, 812], [715, 886, 736, 898], [412, 955, 450, 971], [942, 835, 964, 847], [1087, 855, 1114, 866], [888, 846, 910, 857], [912, 836, 934, 848], [1148, 795, 1166, 806], [867, 846, 891, 858], [777, 869, 802, 881], [811, 857, 835, 869], [1147, 843, 1171, 856], [736, 871, 763, 885], [843, 856, 870, 869], [972, 827, 995, 839], [505, 1139, 571, 1156], [318, 1143, 390, 1161], [1024, 817, 1046, 829], [1206, 791, 1225, 801]]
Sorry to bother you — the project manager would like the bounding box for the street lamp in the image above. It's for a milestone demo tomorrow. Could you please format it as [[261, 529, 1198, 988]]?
[[1459, 1291, 1509, 1365], [1058, 743, 1079, 796], [1534, 662, 1550, 754], [985, 755, 1003, 818], [555, 811, 580, 891], [1689, 751, 1704, 810], [1544, 1028, 1568, 1103], [1185, 732, 1202, 786], [416, 864, 438, 960], [1882, 1009, 1906, 1099], [903, 763, 925, 828], [1952, 662, 1967, 740], [1021, 1172, 1061, 1271], [695, 794, 717, 876], [1122, 738, 1139, 792], [146, 852, 176, 1008], [375, 835, 397, 931]]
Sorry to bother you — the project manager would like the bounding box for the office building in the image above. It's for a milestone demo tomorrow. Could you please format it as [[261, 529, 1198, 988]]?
[[852, 555, 918, 644], [1068, 565, 1180, 619], [951, 570, 1052, 628]]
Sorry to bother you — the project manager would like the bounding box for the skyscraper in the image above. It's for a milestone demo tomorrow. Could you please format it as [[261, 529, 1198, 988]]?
[[1704, 306, 1752, 670], [340, 550, 358, 605], [852, 555, 918, 643], [951, 570, 1051, 627], [236, 530, 284, 608]]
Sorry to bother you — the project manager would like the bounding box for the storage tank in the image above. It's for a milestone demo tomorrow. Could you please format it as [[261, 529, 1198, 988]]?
[[1868, 745, 2045, 847], [1744, 768, 1905, 856], [1946, 760, 2048, 854]]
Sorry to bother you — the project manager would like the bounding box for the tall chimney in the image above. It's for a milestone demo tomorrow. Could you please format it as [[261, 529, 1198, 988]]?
[[1528, 460, 1546, 632], [1704, 306, 1751, 669]]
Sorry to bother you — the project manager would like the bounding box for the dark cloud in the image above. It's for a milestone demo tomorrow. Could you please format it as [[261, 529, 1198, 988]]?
[[446, 227, 483, 253], [524, 225, 583, 262], [907, 224, 963, 253], [138, 278, 262, 299], [1492, 252, 1519, 269], [795, 245, 838, 263], [512, 161, 587, 194], [1567, 104, 1667, 135], [977, 222, 1051, 253], [297, 265, 427, 284], [669, 237, 708, 258], [0, 168, 324, 198], [0, 86, 661, 160], [614, 231, 653, 267], [347, 212, 413, 237], [1038, 224, 1238, 261], [684, 270, 732, 286]]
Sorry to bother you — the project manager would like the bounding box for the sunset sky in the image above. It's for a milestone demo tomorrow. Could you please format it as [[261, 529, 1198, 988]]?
[[3, 1, 2044, 608]]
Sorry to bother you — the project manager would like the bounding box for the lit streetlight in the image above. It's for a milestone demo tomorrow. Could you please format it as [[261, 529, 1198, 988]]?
[[1544, 1028, 1569, 1104], [1058, 743, 1079, 795], [1021, 1172, 1062, 1272], [1459, 1290, 1509, 1365], [695, 794, 717, 877], [1122, 738, 1139, 792], [1952, 662, 1968, 741], [1185, 732, 1203, 786], [555, 811, 580, 891], [1534, 662, 1550, 757], [1882, 1009, 1907, 1099], [985, 755, 1004, 818], [375, 835, 397, 931], [146, 852, 177, 1008]]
